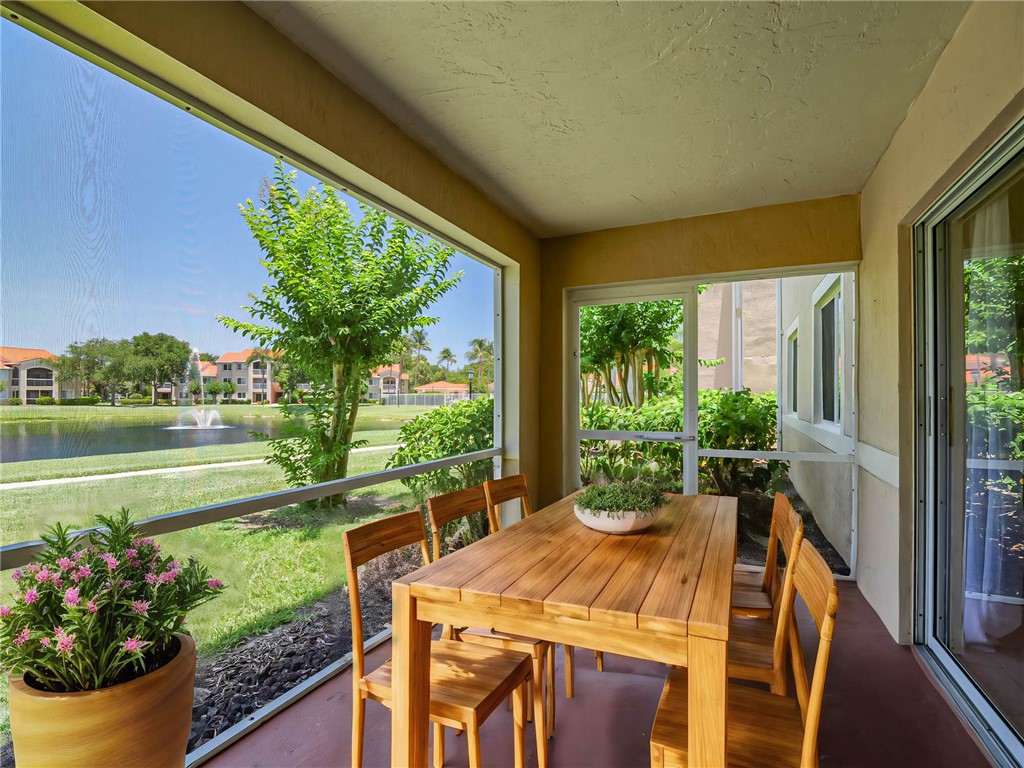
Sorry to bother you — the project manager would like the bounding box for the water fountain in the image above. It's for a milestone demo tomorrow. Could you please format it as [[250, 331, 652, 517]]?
[[166, 348, 232, 430]]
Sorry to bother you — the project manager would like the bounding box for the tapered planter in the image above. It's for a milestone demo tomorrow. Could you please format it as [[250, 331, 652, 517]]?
[[574, 504, 663, 534], [9, 633, 196, 768]]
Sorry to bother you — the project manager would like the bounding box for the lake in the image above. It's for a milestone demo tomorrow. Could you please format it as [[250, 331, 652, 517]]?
[[0, 415, 294, 463]]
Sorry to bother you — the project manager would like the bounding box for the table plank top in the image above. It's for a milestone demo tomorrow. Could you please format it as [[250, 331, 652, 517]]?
[[403, 493, 737, 640]]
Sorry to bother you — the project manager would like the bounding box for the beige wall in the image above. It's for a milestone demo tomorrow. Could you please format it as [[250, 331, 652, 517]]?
[[21, 0, 542, 483], [538, 194, 861, 504], [858, 1, 1024, 641], [695, 280, 777, 394]]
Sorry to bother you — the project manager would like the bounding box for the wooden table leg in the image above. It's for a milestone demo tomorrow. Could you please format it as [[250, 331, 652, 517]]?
[[392, 581, 431, 768], [688, 634, 728, 767]]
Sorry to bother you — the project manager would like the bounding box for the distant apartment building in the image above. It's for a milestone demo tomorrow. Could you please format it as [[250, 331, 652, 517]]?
[[216, 349, 281, 403], [156, 360, 220, 403], [0, 346, 66, 403], [367, 365, 409, 400]]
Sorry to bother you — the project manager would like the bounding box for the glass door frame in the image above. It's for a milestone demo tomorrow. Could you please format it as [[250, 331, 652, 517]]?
[[914, 118, 1024, 767], [566, 282, 700, 495]]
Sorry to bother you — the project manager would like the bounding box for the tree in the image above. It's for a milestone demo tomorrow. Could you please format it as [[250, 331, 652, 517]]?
[[56, 338, 112, 396], [130, 333, 191, 405], [437, 347, 457, 374], [206, 380, 223, 403], [0, 381, 6, 395], [466, 338, 493, 385], [965, 254, 1024, 390], [219, 162, 461, 504], [188, 379, 203, 403], [408, 329, 431, 386], [92, 339, 135, 405], [199, 352, 219, 362], [221, 380, 237, 401]]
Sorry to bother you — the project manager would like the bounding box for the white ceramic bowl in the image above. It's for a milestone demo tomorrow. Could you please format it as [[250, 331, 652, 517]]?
[[574, 504, 663, 534]]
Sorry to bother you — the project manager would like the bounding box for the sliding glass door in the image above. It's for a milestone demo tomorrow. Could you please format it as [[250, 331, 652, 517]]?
[[918, 127, 1024, 765]]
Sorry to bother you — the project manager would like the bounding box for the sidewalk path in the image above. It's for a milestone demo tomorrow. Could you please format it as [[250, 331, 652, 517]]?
[[0, 445, 400, 490]]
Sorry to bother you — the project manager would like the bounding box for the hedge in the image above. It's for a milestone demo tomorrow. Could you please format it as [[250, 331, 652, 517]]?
[[34, 396, 56, 405], [4, 398, 21, 405], [58, 396, 102, 406]]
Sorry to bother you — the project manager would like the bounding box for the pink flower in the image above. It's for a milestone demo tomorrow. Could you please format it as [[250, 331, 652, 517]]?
[[166, 561, 181, 571], [40, 636, 50, 647], [64, 587, 80, 606], [130, 600, 149, 616], [11, 569, 22, 581], [56, 556, 73, 571], [99, 553, 118, 570], [206, 579, 224, 589], [53, 626, 65, 639], [125, 549, 138, 559], [25, 564, 39, 574], [129, 560, 141, 568], [51, 575, 62, 589], [56, 632, 75, 656], [144, 573, 159, 585], [122, 637, 142, 653], [24, 588, 38, 605], [76, 565, 92, 580], [0, 605, 9, 617], [86, 598, 99, 614], [73, 549, 86, 561], [35, 567, 50, 583], [13, 628, 29, 646], [159, 569, 178, 584]]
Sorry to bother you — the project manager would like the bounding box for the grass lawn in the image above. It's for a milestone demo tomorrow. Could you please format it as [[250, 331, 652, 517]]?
[[0, 446, 419, 743]]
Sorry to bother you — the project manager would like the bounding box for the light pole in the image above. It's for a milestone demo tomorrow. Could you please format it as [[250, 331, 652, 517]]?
[[468, 370, 475, 400]]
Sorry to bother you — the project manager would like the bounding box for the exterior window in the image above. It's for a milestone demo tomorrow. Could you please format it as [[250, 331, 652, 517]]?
[[787, 331, 798, 413], [236, 377, 246, 385], [817, 290, 842, 424], [222, 378, 231, 384], [236, 363, 244, 371]]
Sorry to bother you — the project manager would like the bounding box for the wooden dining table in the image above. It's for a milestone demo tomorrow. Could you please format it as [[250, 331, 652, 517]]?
[[391, 492, 738, 767]]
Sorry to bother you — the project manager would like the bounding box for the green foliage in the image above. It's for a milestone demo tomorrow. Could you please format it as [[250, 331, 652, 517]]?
[[0, 508, 224, 692], [966, 386, 1024, 462], [387, 397, 494, 501], [697, 389, 784, 496], [33, 396, 55, 405], [129, 332, 192, 405], [580, 389, 783, 496], [6, 398, 22, 405], [964, 253, 1023, 389], [220, 163, 461, 505], [576, 479, 668, 518], [57, 396, 102, 406]]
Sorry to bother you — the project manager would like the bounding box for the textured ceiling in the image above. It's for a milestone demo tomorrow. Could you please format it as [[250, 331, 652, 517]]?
[[248, 1, 968, 237]]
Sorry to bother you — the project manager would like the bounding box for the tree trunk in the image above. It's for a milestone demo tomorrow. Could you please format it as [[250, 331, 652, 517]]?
[[150, 377, 158, 406], [327, 361, 350, 507]]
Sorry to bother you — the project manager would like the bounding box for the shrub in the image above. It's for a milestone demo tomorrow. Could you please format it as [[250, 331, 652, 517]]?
[[58, 396, 102, 406], [120, 397, 150, 405], [5, 398, 21, 405], [576, 479, 668, 518], [579, 389, 784, 496], [34, 396, 56, 405], [0, 508, 224, 692]]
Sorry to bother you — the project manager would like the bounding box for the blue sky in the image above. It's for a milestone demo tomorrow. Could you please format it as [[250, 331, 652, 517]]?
[[0, 20, 493, 363]]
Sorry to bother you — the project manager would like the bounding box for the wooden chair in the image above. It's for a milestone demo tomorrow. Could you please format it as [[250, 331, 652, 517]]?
[[427, 485, 554, 758], [650, 540, 841, 768], [344, 510, 539, 768], [483, 475, 601, 697], [728, 495, 804, 694], [732, 492, 803, 619]]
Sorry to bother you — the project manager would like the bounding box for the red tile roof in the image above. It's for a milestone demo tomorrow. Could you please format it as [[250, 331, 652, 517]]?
[[0, 346, 58, 365], [217, 349, 281, 363], [373, 365, 409, 380], [199, 361, 218, 377], [414, 380, 470, 393]]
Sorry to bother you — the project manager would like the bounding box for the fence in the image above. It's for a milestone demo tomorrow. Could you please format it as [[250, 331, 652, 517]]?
[[377, 392, 492, 407]]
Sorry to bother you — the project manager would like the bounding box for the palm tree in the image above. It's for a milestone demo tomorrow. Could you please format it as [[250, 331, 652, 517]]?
[[408, 329, 431, 386], [466, 338, 494, 384], [437, 347, 457, 375]]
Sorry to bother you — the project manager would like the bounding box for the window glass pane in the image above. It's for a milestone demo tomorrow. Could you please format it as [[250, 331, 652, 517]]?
[[944, 161, 1024, 737], [821, 297, 837, 422]]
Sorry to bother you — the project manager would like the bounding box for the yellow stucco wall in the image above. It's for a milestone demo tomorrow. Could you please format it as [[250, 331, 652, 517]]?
[[22, 0, 542, 482], [536, 194, 862, 505], [858, 1, 1024, 640]]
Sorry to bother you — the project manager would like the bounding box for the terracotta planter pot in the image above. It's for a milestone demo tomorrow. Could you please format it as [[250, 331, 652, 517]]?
[[9, 633, 196, 768]]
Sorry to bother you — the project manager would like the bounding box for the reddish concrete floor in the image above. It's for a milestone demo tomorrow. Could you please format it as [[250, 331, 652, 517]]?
[[205, 583, 992, 768]]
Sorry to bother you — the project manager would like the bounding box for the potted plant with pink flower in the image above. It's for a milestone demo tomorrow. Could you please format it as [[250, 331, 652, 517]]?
[[0, 508, 224, 768]]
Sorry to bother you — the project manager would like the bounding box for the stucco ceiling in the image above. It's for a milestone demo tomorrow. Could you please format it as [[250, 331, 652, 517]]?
[[248, 1, 968, 238]]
